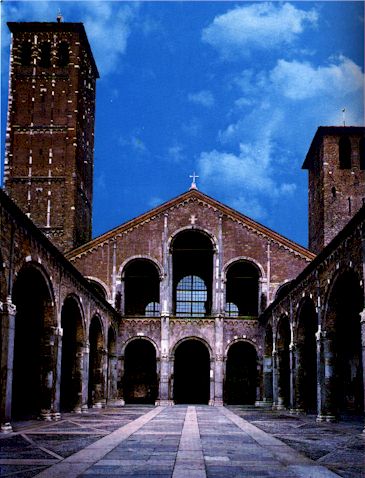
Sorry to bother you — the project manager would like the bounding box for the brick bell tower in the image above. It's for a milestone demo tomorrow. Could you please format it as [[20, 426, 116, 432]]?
[[303, 126, 365, 255], [3, 20, 99, 252]]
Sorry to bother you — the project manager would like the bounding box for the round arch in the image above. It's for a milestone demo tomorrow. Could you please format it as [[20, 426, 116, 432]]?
[[173, 337, 211, 404], [123, 338, 158, 404], [323, 267, 363, 415], [224, 340, 258, 404], [224, 338, 259, 359], [88, 315, 106, 407], [122, 335, 160, 359], [86, 276, 110, 301], [11, 262, 56, 419], [168, 226, 218, 253], [60, 294, 86, 412], [223, 257, 265, 280], [119, 256, 164, 280], [170, 335, 213, 359]]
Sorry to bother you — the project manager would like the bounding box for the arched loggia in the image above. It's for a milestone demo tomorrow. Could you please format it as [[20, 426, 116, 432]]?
[[225, 341, 257, 404], [173, 339, 210, 404], [295, 299, 317, 413], [60, 296, 85, 412], [324, 270, 364, 416], [12, 265, 56, 419], [88, 316, 105, 408], [276, 316, 291, 409], [123, 339, 158, 404]]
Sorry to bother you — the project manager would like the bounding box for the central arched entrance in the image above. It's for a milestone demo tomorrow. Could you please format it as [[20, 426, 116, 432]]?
[[173, 339, 210, 404], [123, 339, 157, 404], [225, 341, 257, 404]]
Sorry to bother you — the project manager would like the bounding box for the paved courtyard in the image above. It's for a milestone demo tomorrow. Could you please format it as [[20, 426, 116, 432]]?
[[0, 406, 363, 478]]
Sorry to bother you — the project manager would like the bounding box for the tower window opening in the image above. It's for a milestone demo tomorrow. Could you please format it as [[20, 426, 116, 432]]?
[[331, 186, 336, 199], [20, 42, 32, 66], [360, 138, 365, 170], [58, 42, 69, 67], [348, 197, 352, 215], [339, 137, 351, 169], [39, 42, 51, 68]]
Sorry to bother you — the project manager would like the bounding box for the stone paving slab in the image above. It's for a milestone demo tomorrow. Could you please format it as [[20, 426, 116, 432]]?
[[1, 405, 364, 477]]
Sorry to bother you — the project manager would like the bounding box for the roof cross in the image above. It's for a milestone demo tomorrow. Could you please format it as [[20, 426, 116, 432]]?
[[189, 172, 199, 190]]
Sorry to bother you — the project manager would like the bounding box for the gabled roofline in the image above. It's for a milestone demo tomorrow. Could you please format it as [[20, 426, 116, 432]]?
[[66, 189, 315, 261]]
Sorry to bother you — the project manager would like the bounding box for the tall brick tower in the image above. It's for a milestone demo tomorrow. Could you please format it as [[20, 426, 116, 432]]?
[[3, 21, 99, 252], [303, 126, 365, 255]]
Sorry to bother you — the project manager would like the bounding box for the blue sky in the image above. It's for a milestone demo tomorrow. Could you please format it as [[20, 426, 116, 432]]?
[[1, 1, 364, 247]]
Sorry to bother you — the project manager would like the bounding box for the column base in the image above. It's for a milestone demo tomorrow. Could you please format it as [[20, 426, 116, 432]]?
[[155, 400, 174, 406], [51, 412, 61, 421], [93, 402, 104, 409], [289, 408, 305, 415], [211, 399, 224, 406], [255, 400, 272, 407], [107, 399, 125, 407], [316, 414, 337, 423], [81, 404, 89, 413], [1, 422, 13, 433], [72, 406, 83, 414], [39, 409, 52, 421]]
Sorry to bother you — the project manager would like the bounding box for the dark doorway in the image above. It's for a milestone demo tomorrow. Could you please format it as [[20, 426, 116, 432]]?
[[60, 297, 84, 412], [124, 340, 157, 404], [327, 270, 364, 415], [225, 342, 257, 404], [296, 299, 317, 413], [174, 339, 210, 404], [88, 316, 104, 407], [277, 316, 290, 408], [12, 266, 54, 419]]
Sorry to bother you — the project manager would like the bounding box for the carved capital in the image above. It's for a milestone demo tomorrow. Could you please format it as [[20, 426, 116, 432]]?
[[215, 354, 224, 362], [6, 297, 16, 315]]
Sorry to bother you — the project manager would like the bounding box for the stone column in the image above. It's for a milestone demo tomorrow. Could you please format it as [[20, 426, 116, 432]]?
[[293, 342, 305, 413], [106, 351, 120, 406], [360, 310, 365, 433], [81, 342, 89, 412], [272, 349, 278, 409], [158, 315, 173, 405], [289, 342, 296, 412], [73, 343, 85, 412], [262, 353, 273, 405], [0, 298, 16, 432], [39, 324, 60, 421], [52, 326, 63, 420], [116, 354, 125, 406], [317, 330, 336, 422], [213, 316, 224, 405]]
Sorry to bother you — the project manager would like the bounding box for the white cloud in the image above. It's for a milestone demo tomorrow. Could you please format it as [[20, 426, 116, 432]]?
[[202, 2, 318, 58], [188, 90, 215, 108], [270, 56, 364, 100], [198, 140, 296, 198], [230, 196, 268, 221], [167, 145, 185, 163]]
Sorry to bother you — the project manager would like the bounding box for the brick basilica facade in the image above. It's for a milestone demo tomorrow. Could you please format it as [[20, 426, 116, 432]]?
[[0, 21, 364, 431]]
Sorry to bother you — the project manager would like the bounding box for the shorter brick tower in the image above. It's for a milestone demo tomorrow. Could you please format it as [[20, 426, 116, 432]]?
[[303, 126, 365, 255], [4, 21, 99, 252]]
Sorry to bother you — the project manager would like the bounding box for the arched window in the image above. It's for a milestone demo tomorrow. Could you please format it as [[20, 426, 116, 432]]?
[[58, 42, 69, 67], [225, 261, 260, 317], [145, 302, 160, 317], [39, 42, 51, 68], [124, 259, 160, 316], [339, 137, 351, 169], [20, 42, 32, 66], [172, 230, 213, 317], [360, 137, 365, 170], [225, 302, 239, 317], [176, 275, 207, 317]]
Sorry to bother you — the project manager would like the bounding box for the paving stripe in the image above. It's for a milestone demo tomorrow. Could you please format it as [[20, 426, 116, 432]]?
[[220, 407, 341, 478], [172, 406, 206, 478], [32, 406, 164, 478]]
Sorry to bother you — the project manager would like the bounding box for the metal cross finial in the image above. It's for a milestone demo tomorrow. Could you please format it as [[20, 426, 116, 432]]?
[[57, 9, 63, 23], [342, 107, 346, 126], [189, 172, 199, 190]]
